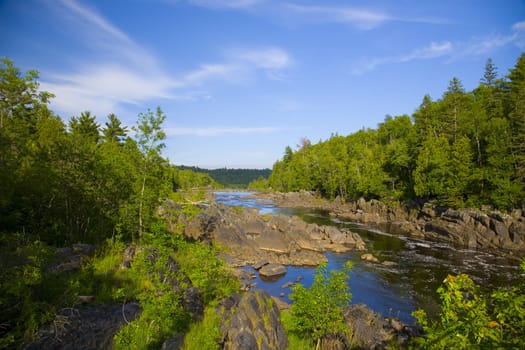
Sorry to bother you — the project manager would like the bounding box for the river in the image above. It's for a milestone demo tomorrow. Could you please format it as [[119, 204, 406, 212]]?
[[214, 191, 522, 324]]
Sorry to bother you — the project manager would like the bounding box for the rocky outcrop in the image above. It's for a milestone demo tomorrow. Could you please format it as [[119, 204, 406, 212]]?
[[218, 291, 288, 350], [181, 203, 366, 267], [343, 304, 420, 349], [265, 192, 525, 257], [24, 302, 141, 350], [48, 243, 96, 274]]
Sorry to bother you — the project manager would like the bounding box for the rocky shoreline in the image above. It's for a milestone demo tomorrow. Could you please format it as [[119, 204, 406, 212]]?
[[180, 201, 366, 267], [257, 191, 525, 258]]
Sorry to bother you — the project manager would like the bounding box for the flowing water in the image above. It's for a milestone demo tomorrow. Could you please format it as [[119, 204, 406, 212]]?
[[214, 191, 522, 324]]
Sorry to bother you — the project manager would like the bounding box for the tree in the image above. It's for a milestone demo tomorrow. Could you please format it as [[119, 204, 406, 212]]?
[[481, 58, 498, 86], [0, 58, 55, 233], [286, 262, 353, 349], [103, 113, 128, 143], [506, 53, 525, 198], [444, 135, 474, 207], [413, 135, 450, 199], [132, 107, 167, 239], [69, 111, 100, 143], [442, 77, 468, 142], [0, 58, 53, 129]]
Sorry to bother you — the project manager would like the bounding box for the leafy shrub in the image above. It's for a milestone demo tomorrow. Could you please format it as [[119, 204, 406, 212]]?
[[182, 305, 222, 350], [284, 261, 353, 348], [411, 260, 525, 349], [113, 246, 191, 350], [174, 239, 239, 304]]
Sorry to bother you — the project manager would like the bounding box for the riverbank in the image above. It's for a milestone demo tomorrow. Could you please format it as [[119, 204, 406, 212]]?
[[255, 191, 525, 259]]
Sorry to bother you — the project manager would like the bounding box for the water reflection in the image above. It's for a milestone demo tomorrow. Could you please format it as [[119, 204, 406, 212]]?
[[214, 192, 521, 324]]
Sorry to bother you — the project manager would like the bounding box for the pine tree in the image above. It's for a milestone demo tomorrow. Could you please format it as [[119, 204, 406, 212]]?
[[506, 53, 525, 200], [103, 113, 128, 142], [481, 58, 498, 86]]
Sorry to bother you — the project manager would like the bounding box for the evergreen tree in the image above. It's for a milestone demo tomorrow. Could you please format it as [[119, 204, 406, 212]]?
[[103, 113, 128, 143], [506, 53, 525, 199], [69, 111, 100, 143], [481, 58, 498, 86]]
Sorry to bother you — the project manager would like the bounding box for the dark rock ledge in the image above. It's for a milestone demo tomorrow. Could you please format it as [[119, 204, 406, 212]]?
[[262, 191, 525, 258]]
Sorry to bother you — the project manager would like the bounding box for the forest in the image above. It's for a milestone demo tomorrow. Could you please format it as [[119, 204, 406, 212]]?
[[269, 54, 525, 211], [177, 166, 271, 188]]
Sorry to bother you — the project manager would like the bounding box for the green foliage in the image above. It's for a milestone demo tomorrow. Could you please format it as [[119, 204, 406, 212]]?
[[411, 261, 525, 349], [113, 247, 191, 350], [247, 176, 270, 190], [269, 54, 525, 210], [0, 59, 241, 348], [173, 238, 239, 304], [182, 305, 222, 350], [286, 261, 353, 345], [172, 166, 220, 190], [178, 166, 271, 188]]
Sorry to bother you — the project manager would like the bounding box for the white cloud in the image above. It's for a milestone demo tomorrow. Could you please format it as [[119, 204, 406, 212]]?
[[40, 0, 291, 118], [190, 0, 262, 9], [352, 41, 453, 74], [352, 19, 525, 74], [165, 126, 280, 136], [285, 3, 391, 30], [283, 3, 445, 30], [175, 47, 293, 87], [41, 65, 177, 116], [400, 41, 453, 62]]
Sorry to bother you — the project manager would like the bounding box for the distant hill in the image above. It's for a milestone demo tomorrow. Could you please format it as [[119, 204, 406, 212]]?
[[178, 166, 271, 188]]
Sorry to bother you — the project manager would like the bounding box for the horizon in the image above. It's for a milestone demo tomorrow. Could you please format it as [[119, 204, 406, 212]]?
[[2, 0, 524, 168]]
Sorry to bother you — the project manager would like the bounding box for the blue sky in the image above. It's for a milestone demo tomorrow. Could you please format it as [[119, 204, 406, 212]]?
[[1, 0, 524, 168]]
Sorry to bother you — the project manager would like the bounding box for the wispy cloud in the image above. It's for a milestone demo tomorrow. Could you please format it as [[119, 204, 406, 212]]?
[[189, 0, 263, 9], [285, 3, 391, 30], [176, 47, 292, 86], [41, 0, 173, 116], [352, 20, 525, 74], [41, 1, 291, 117], [284, 3, 444, 30], [165, 126, 281, 136]]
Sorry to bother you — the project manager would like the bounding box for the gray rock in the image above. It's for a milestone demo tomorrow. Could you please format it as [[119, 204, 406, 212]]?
[[259, 263, 286, 278], [161, 333, 185, 350], [280, 282, 294, 289], [253, 260, 269, 270], [24, 303, 141, 350], [219, 291, 288, 350]]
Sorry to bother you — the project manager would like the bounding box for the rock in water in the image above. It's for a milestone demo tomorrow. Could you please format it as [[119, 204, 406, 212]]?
[[258, 263, 286, 278], [360, 253, 380, 263]]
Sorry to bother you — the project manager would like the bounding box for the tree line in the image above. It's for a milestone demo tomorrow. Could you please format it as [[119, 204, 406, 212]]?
[[269, 54, 525, 211], [178, 165, 271, 188]]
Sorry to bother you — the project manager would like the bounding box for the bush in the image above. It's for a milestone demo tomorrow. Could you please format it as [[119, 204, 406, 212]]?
[[411, 260, 525, 349], [285, 261, 353, 348]]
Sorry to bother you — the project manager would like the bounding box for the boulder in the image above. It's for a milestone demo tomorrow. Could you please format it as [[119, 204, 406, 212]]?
[[343, 304, 418, 349], [361, 253, 380, 264], [161, 333, 185, 350], [252, 260, 269, 270], [259, 263, 286, 278], [219, 291, 288, 350], [24, 303, 141, 350]]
